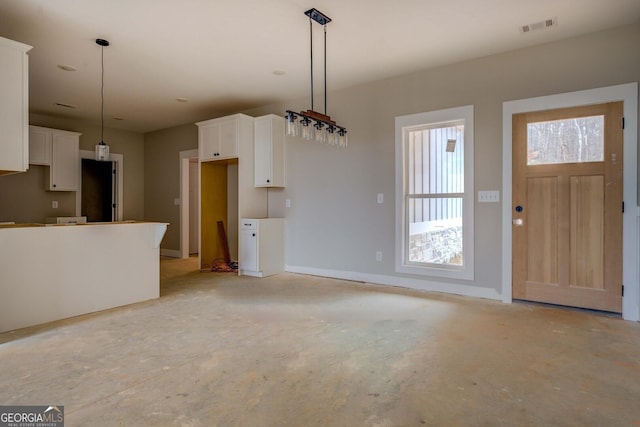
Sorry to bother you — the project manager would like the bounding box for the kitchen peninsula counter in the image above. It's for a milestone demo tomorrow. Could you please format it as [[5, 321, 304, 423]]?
[[0, 221, 168, 333]]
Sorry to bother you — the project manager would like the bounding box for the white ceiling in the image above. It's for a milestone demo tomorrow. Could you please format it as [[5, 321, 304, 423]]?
[[1, 0, 639, 133]]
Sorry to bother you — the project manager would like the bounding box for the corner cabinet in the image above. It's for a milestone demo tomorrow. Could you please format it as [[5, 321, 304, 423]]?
[[0, 37, 32, 175], [196, 114, 254, 161], [29, 126, 81, 191], [254, 114, 285, 187]]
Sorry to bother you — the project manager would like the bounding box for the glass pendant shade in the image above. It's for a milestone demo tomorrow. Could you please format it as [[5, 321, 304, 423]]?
[[314, 122, 325, 143], [95, 142, 110, 161]]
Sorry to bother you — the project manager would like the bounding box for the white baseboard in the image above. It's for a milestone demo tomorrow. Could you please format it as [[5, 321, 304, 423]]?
[[285, 265, 502, 301], [161, 249, 181, 258]]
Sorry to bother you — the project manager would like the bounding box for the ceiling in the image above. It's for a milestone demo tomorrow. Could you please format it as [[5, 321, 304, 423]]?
[[1, 0, 639, 134]]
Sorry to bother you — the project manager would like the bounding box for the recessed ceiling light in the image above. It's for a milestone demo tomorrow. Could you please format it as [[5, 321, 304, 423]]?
[[55, 102, 76, 109], [57, 64, 77, 71], [176, 98, 189, 103], [272, 69, 287, 76]]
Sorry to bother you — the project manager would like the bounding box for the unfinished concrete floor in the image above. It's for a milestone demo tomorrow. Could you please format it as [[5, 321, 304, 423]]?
[[1, 257, 639, 426]]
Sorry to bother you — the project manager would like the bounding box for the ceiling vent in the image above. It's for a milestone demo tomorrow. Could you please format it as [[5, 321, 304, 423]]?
[[521, 18, 556, 33]]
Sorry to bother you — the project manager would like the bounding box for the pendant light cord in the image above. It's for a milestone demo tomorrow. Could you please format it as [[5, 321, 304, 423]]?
[[100, 44, 105, 144], [324, 24, 327, 116], [309, 16, 314, 112]]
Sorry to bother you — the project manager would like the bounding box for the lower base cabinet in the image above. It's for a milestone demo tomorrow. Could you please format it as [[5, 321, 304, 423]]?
[[239, 218, 284, 277]]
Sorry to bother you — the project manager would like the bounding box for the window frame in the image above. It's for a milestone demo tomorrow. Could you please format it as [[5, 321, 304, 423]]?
[[395, 105, 475, 280]]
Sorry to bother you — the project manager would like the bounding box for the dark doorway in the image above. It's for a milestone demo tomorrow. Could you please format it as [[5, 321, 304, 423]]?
[[82, 159, 115, 222]]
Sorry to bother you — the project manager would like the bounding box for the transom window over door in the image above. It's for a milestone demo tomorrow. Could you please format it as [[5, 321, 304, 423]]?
[[395, 105, 474, 280]]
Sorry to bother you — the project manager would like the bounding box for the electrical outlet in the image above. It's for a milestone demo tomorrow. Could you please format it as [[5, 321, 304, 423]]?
[[52, 201, 58, 209], [285, 199, 291, 208], [376, 251, 382, 262]]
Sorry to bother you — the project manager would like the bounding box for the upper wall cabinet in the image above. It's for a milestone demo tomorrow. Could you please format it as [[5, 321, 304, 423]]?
[[30, 126, 81, 191], [0, 37, 32, 176], [197, 114, 254, 162], [29, 126, 52, 165], [254, 115, 285, 188]]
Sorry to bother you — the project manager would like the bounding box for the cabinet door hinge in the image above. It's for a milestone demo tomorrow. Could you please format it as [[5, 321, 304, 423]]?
[[622, 201, 625, 213], [621, 117, 625, 129], [621, 285, 624, 297]]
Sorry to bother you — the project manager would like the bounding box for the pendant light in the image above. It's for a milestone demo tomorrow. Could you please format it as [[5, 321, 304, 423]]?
[[285, 8, 347, 148], [95, 38, 110, 161]]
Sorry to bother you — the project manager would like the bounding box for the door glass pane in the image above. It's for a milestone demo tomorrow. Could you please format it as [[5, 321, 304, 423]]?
[[407, 197, 463, 265], [527, 115, 604, 165]]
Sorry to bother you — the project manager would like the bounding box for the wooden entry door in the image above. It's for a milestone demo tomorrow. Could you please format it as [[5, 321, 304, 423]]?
[[512, 102, 623, 312]]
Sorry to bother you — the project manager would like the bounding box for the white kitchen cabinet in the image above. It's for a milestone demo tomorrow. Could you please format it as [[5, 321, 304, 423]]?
[[254, 114, 285, 187], [48, 131, 80, 191], [28, 126, 52, 165], [0, 37, 32, 175], [197, 114, 254, 161], [30, 126, 81, 191], [239, 218, 284, 277]]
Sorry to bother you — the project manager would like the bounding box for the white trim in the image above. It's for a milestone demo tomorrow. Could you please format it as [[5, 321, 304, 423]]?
[[502, 83, 638, 321], [179, 149, 199, 259], [395, 105, 475, 280], [161, 248, 181, 258], [76, 150, 124, 221], [285, 265, 501, 301]]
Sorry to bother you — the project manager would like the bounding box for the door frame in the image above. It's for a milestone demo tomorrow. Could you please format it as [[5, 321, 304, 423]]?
[[76, 150, 123, 221], [179, 149, 199, 259], [502, 83, 638, 321]]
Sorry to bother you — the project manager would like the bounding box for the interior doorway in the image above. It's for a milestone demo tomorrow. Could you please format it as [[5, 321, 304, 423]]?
[[76, 150, 123, 222], [180, 149, 200, 259], [81, 158, 115, 222]]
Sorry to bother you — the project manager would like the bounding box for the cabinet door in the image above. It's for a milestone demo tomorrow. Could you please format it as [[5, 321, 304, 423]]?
[[254, 115, 284, 187], [50, 133, 79, 191], [240, 228, 258, 271], [217, 119, 238, 159], [29, 127, 51, 165], [254, 119, 272, 186], [0, 38, 30, 174], [199, 124, 219, 161]]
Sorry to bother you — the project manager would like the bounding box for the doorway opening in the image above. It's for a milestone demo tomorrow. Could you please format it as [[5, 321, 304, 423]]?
[[76, 150, 123, 222], [180, 149, 200, 259], [81, 158, 115, 222]]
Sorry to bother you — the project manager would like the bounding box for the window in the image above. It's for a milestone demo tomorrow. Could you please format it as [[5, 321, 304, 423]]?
[[527, 115, 604, 165], [395, 105, 474, 279]]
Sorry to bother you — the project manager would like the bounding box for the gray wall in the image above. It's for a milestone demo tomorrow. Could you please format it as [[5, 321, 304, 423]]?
[[0, 114, 144, 223], [143, 123, 198, 251], [239, 23, 640, 293]]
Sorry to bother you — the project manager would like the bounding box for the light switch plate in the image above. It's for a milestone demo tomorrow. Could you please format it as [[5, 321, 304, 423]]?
[[478, 190, 500, 203], [377, 193, 384, 204]]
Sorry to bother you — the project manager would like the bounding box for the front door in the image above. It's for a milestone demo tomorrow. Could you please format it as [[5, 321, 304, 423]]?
[[512, 102, 623, 312]]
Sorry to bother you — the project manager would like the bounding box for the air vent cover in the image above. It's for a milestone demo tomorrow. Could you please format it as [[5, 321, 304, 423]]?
[[521, 18, 556, 33]]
